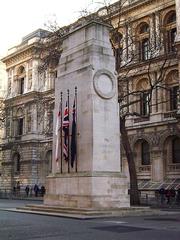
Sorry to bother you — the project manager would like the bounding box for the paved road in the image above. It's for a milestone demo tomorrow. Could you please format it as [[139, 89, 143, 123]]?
[[0, 199, 180, 240], [0, 199, 42, 209]]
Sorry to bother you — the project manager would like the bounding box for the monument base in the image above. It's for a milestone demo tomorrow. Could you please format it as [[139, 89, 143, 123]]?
[[44, 172, 130, 209]]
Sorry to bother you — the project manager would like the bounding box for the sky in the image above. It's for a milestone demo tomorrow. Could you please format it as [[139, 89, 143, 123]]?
[[0, 0, 116, 58]]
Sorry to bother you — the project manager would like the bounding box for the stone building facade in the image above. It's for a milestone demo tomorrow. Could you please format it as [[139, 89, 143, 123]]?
[[0, 61, 7, 187], [1, 29, 55, 190], [102, 0, 180, 188], [1, 0, 180, 192]]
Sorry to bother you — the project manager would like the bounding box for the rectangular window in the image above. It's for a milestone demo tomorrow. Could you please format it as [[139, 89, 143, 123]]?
[[19, 78, 24, 94], [140, 92, 150, 116], [141, 142, 150, 165], [18, 118, 23, 135], [141, 39, 150, 61], [172, 138, 180, 163], [170, 86, 178, 110], [167, 28, 176, 52]]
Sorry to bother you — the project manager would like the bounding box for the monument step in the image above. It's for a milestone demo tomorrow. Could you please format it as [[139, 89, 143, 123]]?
[[16, 204, 155, 218]]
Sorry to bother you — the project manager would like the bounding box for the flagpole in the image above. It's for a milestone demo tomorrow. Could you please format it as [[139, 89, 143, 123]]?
[[75, 86, 78, 173], [67, 89, 70, 173], [60, 91, 63, 174]]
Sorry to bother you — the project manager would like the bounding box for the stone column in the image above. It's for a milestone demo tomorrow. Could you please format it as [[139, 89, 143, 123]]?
[[25, 63, 28, 93], [31, 105, 37, 133], [32, 60, 38, 91], [151, 148, 164, 182], [44, 21, 130, 209]]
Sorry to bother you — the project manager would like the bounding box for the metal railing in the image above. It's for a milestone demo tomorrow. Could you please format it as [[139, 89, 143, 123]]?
[[139, 190, 180, 206], [0, 188, 44, 200]]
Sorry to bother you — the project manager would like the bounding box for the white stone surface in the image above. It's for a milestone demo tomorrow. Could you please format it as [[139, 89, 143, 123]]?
[[175, 0, 180, 42], [45, 21, 130, 209]]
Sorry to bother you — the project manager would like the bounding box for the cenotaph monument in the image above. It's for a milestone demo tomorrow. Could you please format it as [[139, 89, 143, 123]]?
[[44, 20, 130, 209]]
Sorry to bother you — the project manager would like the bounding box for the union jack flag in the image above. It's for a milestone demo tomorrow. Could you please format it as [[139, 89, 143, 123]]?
[[62, 101, 69, 161]]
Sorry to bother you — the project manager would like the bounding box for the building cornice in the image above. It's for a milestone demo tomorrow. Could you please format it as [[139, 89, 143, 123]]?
[[1, 42, 38, 64], [106, 0, 174, 18], [4, 89, 54, 107]]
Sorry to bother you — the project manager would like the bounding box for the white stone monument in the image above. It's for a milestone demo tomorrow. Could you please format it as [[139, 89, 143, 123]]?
[[44, 20, 130, 209], [175, 0, 180, 43]]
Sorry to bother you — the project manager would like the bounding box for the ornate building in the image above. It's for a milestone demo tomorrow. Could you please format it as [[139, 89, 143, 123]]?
[[102, 0, 180, 190], [0, 61, 7, 187], [1, 29, 55, 190]]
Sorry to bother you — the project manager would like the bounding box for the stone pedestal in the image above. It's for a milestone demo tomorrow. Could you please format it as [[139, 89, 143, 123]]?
[[44, 21, 130, 209]]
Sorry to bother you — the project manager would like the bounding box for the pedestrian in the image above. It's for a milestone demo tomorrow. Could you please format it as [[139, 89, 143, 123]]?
[[170, 187, 176, 205], [40, 185, 46, 197], [16, 181, 20, 196], [165, 189, 171, 204], [30, 186, 33, 197], [176, 188, 180, 204], [158, 187, 165, 204], [25, 185, 30, 197], [13, 186, 16, 196], [34, 184, 39, 197]]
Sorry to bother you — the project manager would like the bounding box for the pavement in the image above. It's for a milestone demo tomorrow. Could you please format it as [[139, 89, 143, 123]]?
[[0, 199, 179, 220], [0, 201, 180, 240]]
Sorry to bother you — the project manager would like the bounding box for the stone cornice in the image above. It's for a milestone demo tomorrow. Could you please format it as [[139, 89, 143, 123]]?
[[4, 89, 54, 107], [119, 54, 178, 76], [126, 117, 178, 131], [108, 0, 174, 18], [2, 43, 37, 67]]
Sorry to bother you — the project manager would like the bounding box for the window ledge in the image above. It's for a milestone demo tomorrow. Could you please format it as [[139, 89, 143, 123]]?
[[134, 116, 149, 123], [163, 110, 177, 119], [138, 165, 151, 172], [167, 164, 180, 171]]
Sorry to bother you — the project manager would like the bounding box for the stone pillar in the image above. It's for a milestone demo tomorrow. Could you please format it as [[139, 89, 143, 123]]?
[[32, 60, 38, 91], [25, 63, 28, 93], [44, 21, 130, 209], [31, 105, 37, 133], [151, 148, 164, 182]]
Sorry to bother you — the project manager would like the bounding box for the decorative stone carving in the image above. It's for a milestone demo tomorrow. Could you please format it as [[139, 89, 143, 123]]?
[[93, 69, 116, 99]]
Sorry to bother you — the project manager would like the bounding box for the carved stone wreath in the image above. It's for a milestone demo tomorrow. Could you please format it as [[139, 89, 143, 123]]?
[[93, 69, 116, 99]]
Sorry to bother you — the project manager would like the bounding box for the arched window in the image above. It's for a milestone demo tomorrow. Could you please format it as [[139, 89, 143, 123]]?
[[164, 11, 176, 53], [13, 153, 21, 174], [166, 11, 176, 24], [137, 22, 150, 61], [141, 141, 150, 165], [139, 23, 149, 34], [136, 78, 151, 116], [111, 31, 123, 70], [172, 137, 180, 163]]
